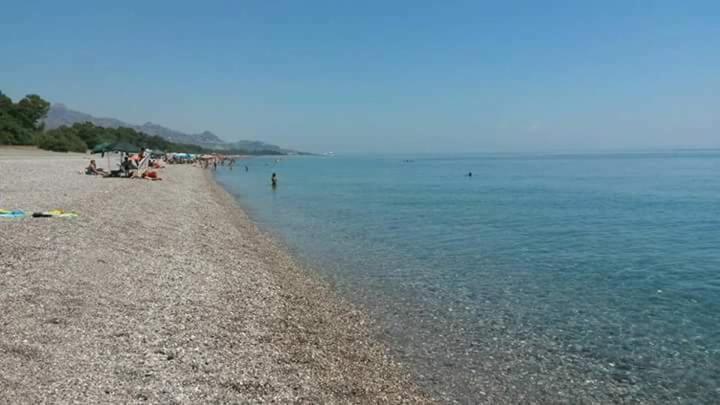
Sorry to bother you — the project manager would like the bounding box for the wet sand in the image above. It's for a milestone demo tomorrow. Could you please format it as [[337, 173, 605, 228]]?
[[0, 149, 431, 403]]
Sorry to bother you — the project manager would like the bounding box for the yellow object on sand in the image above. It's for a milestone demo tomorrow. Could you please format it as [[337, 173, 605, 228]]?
[[47, 209, 79, 218]]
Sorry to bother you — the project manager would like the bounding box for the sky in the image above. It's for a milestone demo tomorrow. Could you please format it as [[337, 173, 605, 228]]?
[[1, 1, 718, 153]]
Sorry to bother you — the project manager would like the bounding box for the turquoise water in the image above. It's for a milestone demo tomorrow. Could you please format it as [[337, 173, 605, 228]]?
[[216, 152, 720, 403]]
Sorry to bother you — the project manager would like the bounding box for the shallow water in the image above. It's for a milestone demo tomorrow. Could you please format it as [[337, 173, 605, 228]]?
[[216, 152, 720, 403]]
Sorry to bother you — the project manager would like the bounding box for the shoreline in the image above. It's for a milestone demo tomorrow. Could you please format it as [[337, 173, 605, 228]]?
[[0, 151, 431, 403], [200, 169, 432, 402]]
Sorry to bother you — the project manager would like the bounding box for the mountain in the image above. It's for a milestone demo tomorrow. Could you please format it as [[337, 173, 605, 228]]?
[[45, 103, 128, 130], [225, 140, 287, 153], [44, 103, 295, 153], [132, 121, 225, 145]]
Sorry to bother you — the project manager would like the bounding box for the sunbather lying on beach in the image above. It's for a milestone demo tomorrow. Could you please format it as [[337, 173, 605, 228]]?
[[85, 160, 106, 175], [141, 170, 162, 180]]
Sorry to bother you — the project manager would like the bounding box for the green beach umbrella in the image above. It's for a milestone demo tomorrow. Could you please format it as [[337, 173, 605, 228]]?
[[90, 142, 117, 169], [91, 142, 113, 154], [91, 141, 139, 170]]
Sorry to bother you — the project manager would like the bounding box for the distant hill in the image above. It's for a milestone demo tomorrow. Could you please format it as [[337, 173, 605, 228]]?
[[44, 103, 296, 153]]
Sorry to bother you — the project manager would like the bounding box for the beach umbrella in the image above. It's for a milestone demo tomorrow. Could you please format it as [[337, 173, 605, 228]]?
[[90, 142, 116, 169], [111, 141, 140, 166], [94, 141, 139, 171], [91, 142, 113, 154]]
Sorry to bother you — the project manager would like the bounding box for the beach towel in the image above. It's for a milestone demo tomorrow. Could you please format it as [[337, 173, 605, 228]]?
[[0, 209, 26, 219], [49, 209, 79, 218]]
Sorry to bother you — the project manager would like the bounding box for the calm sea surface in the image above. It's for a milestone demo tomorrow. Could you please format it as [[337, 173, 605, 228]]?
[[215, 152, 720, 403]]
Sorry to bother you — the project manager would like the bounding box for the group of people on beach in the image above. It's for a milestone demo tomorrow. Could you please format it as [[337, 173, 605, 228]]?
[[84, 148, 161, 179], [86, 150, 280, 187], [196, 156, 240, 171]]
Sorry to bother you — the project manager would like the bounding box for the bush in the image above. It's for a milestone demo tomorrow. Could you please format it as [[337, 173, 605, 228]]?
[[0, 111, 35, 145], [34, 131, 88, 153], [0, 92, 49, 145]]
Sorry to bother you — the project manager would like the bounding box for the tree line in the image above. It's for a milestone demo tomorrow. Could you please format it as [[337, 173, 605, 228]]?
[[0, 91, 284, 155], [0, 91, 50, 146]]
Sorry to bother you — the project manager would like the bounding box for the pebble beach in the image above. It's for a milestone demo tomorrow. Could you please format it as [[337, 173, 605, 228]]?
[[0, 148, 431, 403]]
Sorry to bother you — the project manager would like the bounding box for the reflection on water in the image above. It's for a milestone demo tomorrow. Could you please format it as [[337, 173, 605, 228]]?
[[216, 152, 720, 403]]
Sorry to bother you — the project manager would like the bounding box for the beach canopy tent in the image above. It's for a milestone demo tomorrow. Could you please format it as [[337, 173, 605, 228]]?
[[91, 141, 141, 172], [90, 142, 113, 154]]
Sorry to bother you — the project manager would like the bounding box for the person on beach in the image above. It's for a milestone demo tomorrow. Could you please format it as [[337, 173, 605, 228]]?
[[213, 160, 217, 171], [85, 159, 106, 175], [121, 156, 138, 176], [245, 165, 249, 172], [271, 172, 278, 187]]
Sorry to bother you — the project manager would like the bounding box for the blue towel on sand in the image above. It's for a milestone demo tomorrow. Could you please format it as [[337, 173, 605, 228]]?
[[0, 209, 26, 219]]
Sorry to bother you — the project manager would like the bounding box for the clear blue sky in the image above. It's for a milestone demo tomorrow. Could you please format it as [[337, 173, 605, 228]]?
[[1, 1, 718, 153]]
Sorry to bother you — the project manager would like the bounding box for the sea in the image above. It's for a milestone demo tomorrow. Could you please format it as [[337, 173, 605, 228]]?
[[215, 152, 720, 403]]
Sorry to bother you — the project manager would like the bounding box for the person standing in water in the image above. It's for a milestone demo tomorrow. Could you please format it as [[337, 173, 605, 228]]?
[[271, 172, 278, 188]]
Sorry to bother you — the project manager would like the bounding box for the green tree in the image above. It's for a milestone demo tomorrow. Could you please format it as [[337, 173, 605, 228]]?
[[72, 121, 107, 149], [12, 94, 50, 129], [35, 127, 87, 153], [0, 111, 32, 144], [0, 91, 12, 110], [0, 91, 51, 145]]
